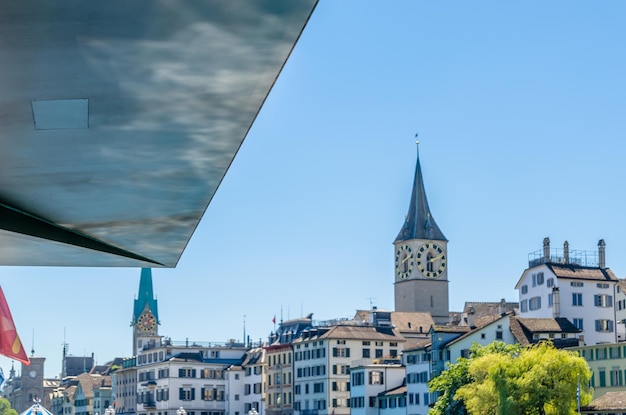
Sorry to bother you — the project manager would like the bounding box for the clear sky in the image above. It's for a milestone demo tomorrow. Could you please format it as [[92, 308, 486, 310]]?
[[3, 1, 626, 379]]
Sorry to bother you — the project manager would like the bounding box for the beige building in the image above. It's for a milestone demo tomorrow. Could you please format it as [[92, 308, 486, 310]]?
[[569, 343, 626, 399]]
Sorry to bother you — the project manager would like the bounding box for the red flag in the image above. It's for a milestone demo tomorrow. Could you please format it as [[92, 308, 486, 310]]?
[[0, 286, 29, 365], [272, 316, 276, 324]]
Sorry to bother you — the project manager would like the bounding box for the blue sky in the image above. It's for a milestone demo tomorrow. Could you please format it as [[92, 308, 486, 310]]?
[[3, 1, 626, 379]]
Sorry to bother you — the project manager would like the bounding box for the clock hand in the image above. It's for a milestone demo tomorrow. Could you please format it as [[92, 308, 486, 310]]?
[[429, 253, 445, 262], [402, 254, 412, 263]]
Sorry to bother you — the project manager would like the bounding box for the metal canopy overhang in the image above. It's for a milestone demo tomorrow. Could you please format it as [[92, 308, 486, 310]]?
[[0, 0, 318, 267]]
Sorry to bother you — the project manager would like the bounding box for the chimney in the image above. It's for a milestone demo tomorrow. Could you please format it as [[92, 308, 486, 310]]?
[[543, 237, 550, 263], [552, 287, 560, 318], [598, 239, 606, 269], [467, 306, 476, 329], [563, 241, 569, 264]]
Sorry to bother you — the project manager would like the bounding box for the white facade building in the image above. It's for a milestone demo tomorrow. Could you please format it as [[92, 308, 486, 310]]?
[[516, 238, 619, 345]]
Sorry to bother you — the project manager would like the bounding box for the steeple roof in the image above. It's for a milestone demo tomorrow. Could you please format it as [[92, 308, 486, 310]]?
[[395, 143, 446, 242], [133, 268, 159, 323]]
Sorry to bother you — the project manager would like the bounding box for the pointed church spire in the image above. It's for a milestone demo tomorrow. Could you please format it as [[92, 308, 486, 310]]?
[[395, 141, 446, 242], [133, 268, 159, 324]]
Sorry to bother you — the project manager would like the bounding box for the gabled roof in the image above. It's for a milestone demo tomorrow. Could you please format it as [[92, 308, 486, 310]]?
[[293, 324, 405, 343], [403, 338, 431, 352], [509, 317, 581, 348], [446, 313, 512, 347], [395, 144, 446, 242], [75, 373, 110, 399], [353, 310, 434, 336], [242, 348, 265, 366], [431, 325, 470, 334], [582, 391, 626, 411], [548, 263, 618, 281], [515, 263, 618, 289]]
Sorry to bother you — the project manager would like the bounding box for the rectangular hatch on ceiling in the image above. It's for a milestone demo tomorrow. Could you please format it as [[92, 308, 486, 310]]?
[[31, 98, 89, 130]]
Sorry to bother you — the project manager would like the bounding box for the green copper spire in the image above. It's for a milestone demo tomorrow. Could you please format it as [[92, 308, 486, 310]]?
[[133, 268, 159, 324], [395, 142, 446, 242]]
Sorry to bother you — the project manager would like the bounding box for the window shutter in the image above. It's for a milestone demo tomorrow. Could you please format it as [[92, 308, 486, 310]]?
[[179, 388, 184, 400], [346, 348, 350, 357], [192, 369, 197, 378], [595, 320, 601, 331], [191, 388, 196, 400], [179, 368, 184, 377], [333, 348, 338, 357]]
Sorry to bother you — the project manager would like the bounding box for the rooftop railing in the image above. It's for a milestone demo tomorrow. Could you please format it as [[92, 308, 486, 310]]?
[[528, 248, 598, 268]]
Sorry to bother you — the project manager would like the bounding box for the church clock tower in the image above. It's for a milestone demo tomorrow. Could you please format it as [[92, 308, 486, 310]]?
[[394, 143, 449, 324], [132, 268, 161, 355]]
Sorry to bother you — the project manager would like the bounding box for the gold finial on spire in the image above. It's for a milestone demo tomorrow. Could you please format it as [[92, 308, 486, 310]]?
[[415, 132, 419, 145]]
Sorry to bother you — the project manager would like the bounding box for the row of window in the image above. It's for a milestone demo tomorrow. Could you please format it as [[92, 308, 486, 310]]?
[[243, 383, 262, 395], [521, 279, 611, 294], [379, 395, 406, 409], [581, 345, 625, 361], [294, 381, 349, 395], [520, 294, 613, 312], [266, 391, 292, 406], [295, 348, 325, 361], [406, 371, 428, 384], [269, 372, 292, 385], [293, 399, 327, 411], [177, 368, 225, 379], [593, 369, 626, 388], [296, 365, 325, 378], [269, 353, 291, 366], [245, 366, 262, 376], [136, 350, 221, 366], [408, 392, 430, 406], [140, 387, 226, 402]]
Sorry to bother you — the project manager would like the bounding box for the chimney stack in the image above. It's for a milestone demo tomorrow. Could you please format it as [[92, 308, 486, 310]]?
[[467, 306, 476, 329], [598, 239, 606, 269], [543, 237, 550, 263], [552, 287, 560, 318], [563, 241, 569, 264]]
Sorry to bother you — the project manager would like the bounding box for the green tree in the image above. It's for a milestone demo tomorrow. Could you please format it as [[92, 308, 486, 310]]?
[[428, 341, 522, 415], [453, 341, 592, 415], [0, 398, 18, 415]]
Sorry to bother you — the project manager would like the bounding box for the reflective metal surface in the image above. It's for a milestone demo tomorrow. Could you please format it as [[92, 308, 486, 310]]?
[[0, 0, 318, 267]]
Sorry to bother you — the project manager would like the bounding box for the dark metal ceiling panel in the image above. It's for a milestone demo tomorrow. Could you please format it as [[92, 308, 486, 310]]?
[[0, 0, 318, 267]]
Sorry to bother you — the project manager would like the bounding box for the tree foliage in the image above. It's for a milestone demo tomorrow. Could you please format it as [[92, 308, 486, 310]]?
[[428, 341, 522, 415], [0, 398, 18, 415], [429, 341, 592, 415]]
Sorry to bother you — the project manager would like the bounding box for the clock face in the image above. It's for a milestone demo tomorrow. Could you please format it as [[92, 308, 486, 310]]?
[[29, 369, 37, 379], [395, 244, 414, 279], [137, 312, 157, 333], [416, 242, 446, 279]]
